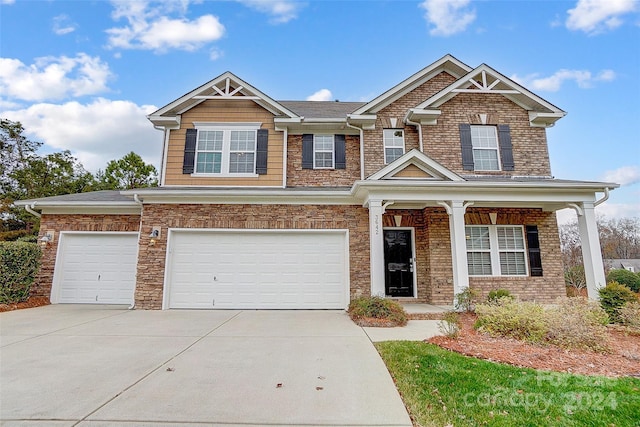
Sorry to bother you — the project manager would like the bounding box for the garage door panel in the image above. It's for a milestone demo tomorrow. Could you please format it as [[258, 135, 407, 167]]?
[[167, 231, 347, 309], [55, 234, 138, 305]]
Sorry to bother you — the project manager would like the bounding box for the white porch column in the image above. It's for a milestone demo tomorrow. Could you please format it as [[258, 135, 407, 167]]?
[[438, 200, 471, 302], [368, 199, 386, 297], [575, 203, 606, 299]]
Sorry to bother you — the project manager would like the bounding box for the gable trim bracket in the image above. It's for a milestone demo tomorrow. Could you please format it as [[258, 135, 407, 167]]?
[[528, 111, 566, 128], [405, 108, 442, 125], [346, 114, 376, 130]]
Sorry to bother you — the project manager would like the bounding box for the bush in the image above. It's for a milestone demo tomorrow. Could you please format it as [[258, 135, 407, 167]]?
[[437, 311, 460, 338], [0, 242, 41, 304], [598, 281, 639, 323], [0, 229, 31, 242], [607, 269, 640, 293], [348, 296, 408, 327], [545, 298, 609, 352], [454, 287, 479, 312], [475, 298, 547, 343], [487, 289, 513, 304], [618, 302, 640, 330]]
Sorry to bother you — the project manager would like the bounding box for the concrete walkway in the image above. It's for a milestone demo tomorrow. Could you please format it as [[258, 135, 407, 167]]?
[[0, 305, 413, 427]]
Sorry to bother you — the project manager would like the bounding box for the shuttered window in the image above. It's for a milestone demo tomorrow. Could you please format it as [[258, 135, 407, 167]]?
[[466, 225, 528, 276], [302, 134, 346, 170], [459, 124, 514, 171]]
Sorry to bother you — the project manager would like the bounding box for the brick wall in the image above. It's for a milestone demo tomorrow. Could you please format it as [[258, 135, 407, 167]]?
[[136, 204, 370, 309], [33, 213, 141, 299], [287, 134, 361, 187]]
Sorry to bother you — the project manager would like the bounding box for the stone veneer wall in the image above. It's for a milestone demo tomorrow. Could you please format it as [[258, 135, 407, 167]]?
[[135, 204, 370, 309], [33, 213, 141, 299], [286, 134, 361, 187]]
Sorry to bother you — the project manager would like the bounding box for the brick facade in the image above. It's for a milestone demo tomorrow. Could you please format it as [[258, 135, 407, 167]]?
[[34, 213, 141, 299], [135, 204, 370, 309], [286, 134, 361, 187]]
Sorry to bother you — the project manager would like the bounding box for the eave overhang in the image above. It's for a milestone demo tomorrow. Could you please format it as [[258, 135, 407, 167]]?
[[405, 108, 442, 125], [346, 114, 377, 130], [14, 199, 141, 215]]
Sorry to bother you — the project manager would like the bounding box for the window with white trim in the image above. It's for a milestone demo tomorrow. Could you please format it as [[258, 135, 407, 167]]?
[[470, 125, 501, 171], [314, 134, 334, 169], [466, 225, 528, 276], [383, 129, 405, 164], [195, 125, 257, 175]]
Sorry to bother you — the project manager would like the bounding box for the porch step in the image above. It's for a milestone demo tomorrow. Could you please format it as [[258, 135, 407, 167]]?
[[400, 303, 453, 320]]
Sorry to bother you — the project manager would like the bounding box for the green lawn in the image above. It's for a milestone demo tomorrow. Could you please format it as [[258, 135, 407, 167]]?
[[376, 341, 640, 427]]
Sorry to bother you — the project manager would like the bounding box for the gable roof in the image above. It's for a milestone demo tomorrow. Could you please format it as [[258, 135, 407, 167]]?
[[350, 54, 472, 116], [148, 71, 300, 127], [409, 64, 567, 127], [367, 149, 464, 181]]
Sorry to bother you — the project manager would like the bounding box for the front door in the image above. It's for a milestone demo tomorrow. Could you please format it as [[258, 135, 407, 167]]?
[[383, 229, 414, 297]]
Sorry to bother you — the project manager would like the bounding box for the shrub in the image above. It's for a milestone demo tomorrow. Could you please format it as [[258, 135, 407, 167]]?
[[475, 298, 547, 343], [0, 242, 41, 304], [564, 265, 586, 290], [454, 287, 479, 312], [545, 297, 609, 352], [0, 229, 31, 242], [487, 289, 513, 304], [618, 302, 640, 330], [598, 281, 639, 323], [607, 269, 640, 293], [437, 311, 460, 338], [348, 296, 408, 327]]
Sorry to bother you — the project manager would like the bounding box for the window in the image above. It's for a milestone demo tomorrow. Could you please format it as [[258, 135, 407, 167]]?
[[314, 135, 334, 169], [466, 225, 528, 276], [383, 129, 405, 163], [470, 125, 500, 171], [194, 126, 257, 175]]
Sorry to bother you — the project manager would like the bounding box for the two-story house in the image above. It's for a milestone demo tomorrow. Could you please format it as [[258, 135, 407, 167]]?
[[19, 55, 617, 309]]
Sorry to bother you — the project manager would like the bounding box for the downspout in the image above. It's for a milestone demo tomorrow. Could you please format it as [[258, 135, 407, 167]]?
[[25, 202, 41, 218], [594, 187, 610, 207], [154, 126, 169, 186], [129, 193, 144, 310], [346, 121, 365, 180], [282, 127, 288, 188], [405, 114, 423, 152]]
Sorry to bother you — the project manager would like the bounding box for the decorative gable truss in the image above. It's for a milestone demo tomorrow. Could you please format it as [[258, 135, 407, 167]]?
[[367, 149, 464, 181], [407, 64, 566, 128]]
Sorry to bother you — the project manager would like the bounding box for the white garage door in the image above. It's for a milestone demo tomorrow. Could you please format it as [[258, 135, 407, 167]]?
[[53, 233, 138, 304], [167, 230, 348, 309]]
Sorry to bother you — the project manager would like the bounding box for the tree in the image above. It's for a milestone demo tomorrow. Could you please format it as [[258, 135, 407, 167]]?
[[96, 151, 158, 190]]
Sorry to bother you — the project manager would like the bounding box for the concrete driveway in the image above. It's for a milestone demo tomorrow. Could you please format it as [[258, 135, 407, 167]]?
[[0, 305, 412, 427]]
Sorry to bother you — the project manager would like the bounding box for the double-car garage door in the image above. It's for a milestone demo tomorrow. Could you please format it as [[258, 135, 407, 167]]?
[[53, 230, 348, 309], [166, 230, 348, 309]]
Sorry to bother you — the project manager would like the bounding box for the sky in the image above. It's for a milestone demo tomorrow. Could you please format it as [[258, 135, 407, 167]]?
[[0, 0, 638, 224]]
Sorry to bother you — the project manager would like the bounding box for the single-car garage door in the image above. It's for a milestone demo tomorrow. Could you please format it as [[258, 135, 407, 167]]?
[[166, 230, 348, 309], [53, 233, 138, 304]]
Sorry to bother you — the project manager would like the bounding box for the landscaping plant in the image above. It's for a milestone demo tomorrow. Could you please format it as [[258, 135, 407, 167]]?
[[598, 281, 639, 323], [607, 269, 640, 293], [454, 287, 479, 312], [486, 288, 512, 304], [348, 295, 408, 327], [545, 297, 610, 352], [437, 311, 460, 338], [474, 297, 547, 343], [0, 241, 41, 304]]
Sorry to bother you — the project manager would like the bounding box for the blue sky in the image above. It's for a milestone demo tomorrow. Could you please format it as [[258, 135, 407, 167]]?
[[1, 0, 638, 223]]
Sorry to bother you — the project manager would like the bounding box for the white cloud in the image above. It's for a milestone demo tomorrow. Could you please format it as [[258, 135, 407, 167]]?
[[419, 0, 476, 36], [0, 0, 15, 4], [236, 0, 304, 24], [557, 201, 640, 224], [0, 54, 112, 102], [566, 0, 637, 34], [106, 1, 225, 52], [2, 99, 160, 172], [209, 48, 224, 61], [600, 166, 640, 186], [511, 68, 616, 92], [52, 14, 77, 35], [306, 89, 332, 101]]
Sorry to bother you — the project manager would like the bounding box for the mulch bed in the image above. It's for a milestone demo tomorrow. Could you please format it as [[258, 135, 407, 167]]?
[[428, 313, 640, 378], [0, 296, 50, 312]]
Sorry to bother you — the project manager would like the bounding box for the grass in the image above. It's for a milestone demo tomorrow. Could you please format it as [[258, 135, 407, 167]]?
[[376, 341, 640, 427]]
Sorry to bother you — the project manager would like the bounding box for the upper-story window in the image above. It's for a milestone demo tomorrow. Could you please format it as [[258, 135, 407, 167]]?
[[470, 125, 500, 171], [194, 125, 258, 175], [314, 135, 335, 169], [383, 129, 405, 164]]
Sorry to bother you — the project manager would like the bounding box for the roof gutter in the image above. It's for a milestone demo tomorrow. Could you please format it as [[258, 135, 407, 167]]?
[[594, 187, 610, 207], [24, 202, 41, 218], [404, 114, 424, 152]]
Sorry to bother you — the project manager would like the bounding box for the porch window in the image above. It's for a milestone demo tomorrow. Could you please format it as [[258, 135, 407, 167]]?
[[470, 125, 500, 171], [383, 129, 405, 164], [466, 225, 528, 276]]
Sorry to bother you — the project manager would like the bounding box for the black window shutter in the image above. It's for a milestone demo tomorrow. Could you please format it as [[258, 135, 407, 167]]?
[[302, 134, 313, 169], [459, 124, 474, 171], [335, 134, 346, 169], [498, 124, 515, 171], [526, 225, 543, 277], [256, 129, 268, 174], [183, 128, 198, 174]]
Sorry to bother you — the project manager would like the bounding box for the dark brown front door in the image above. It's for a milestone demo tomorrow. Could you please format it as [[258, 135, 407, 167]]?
[[383, 229, 414, 297]]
